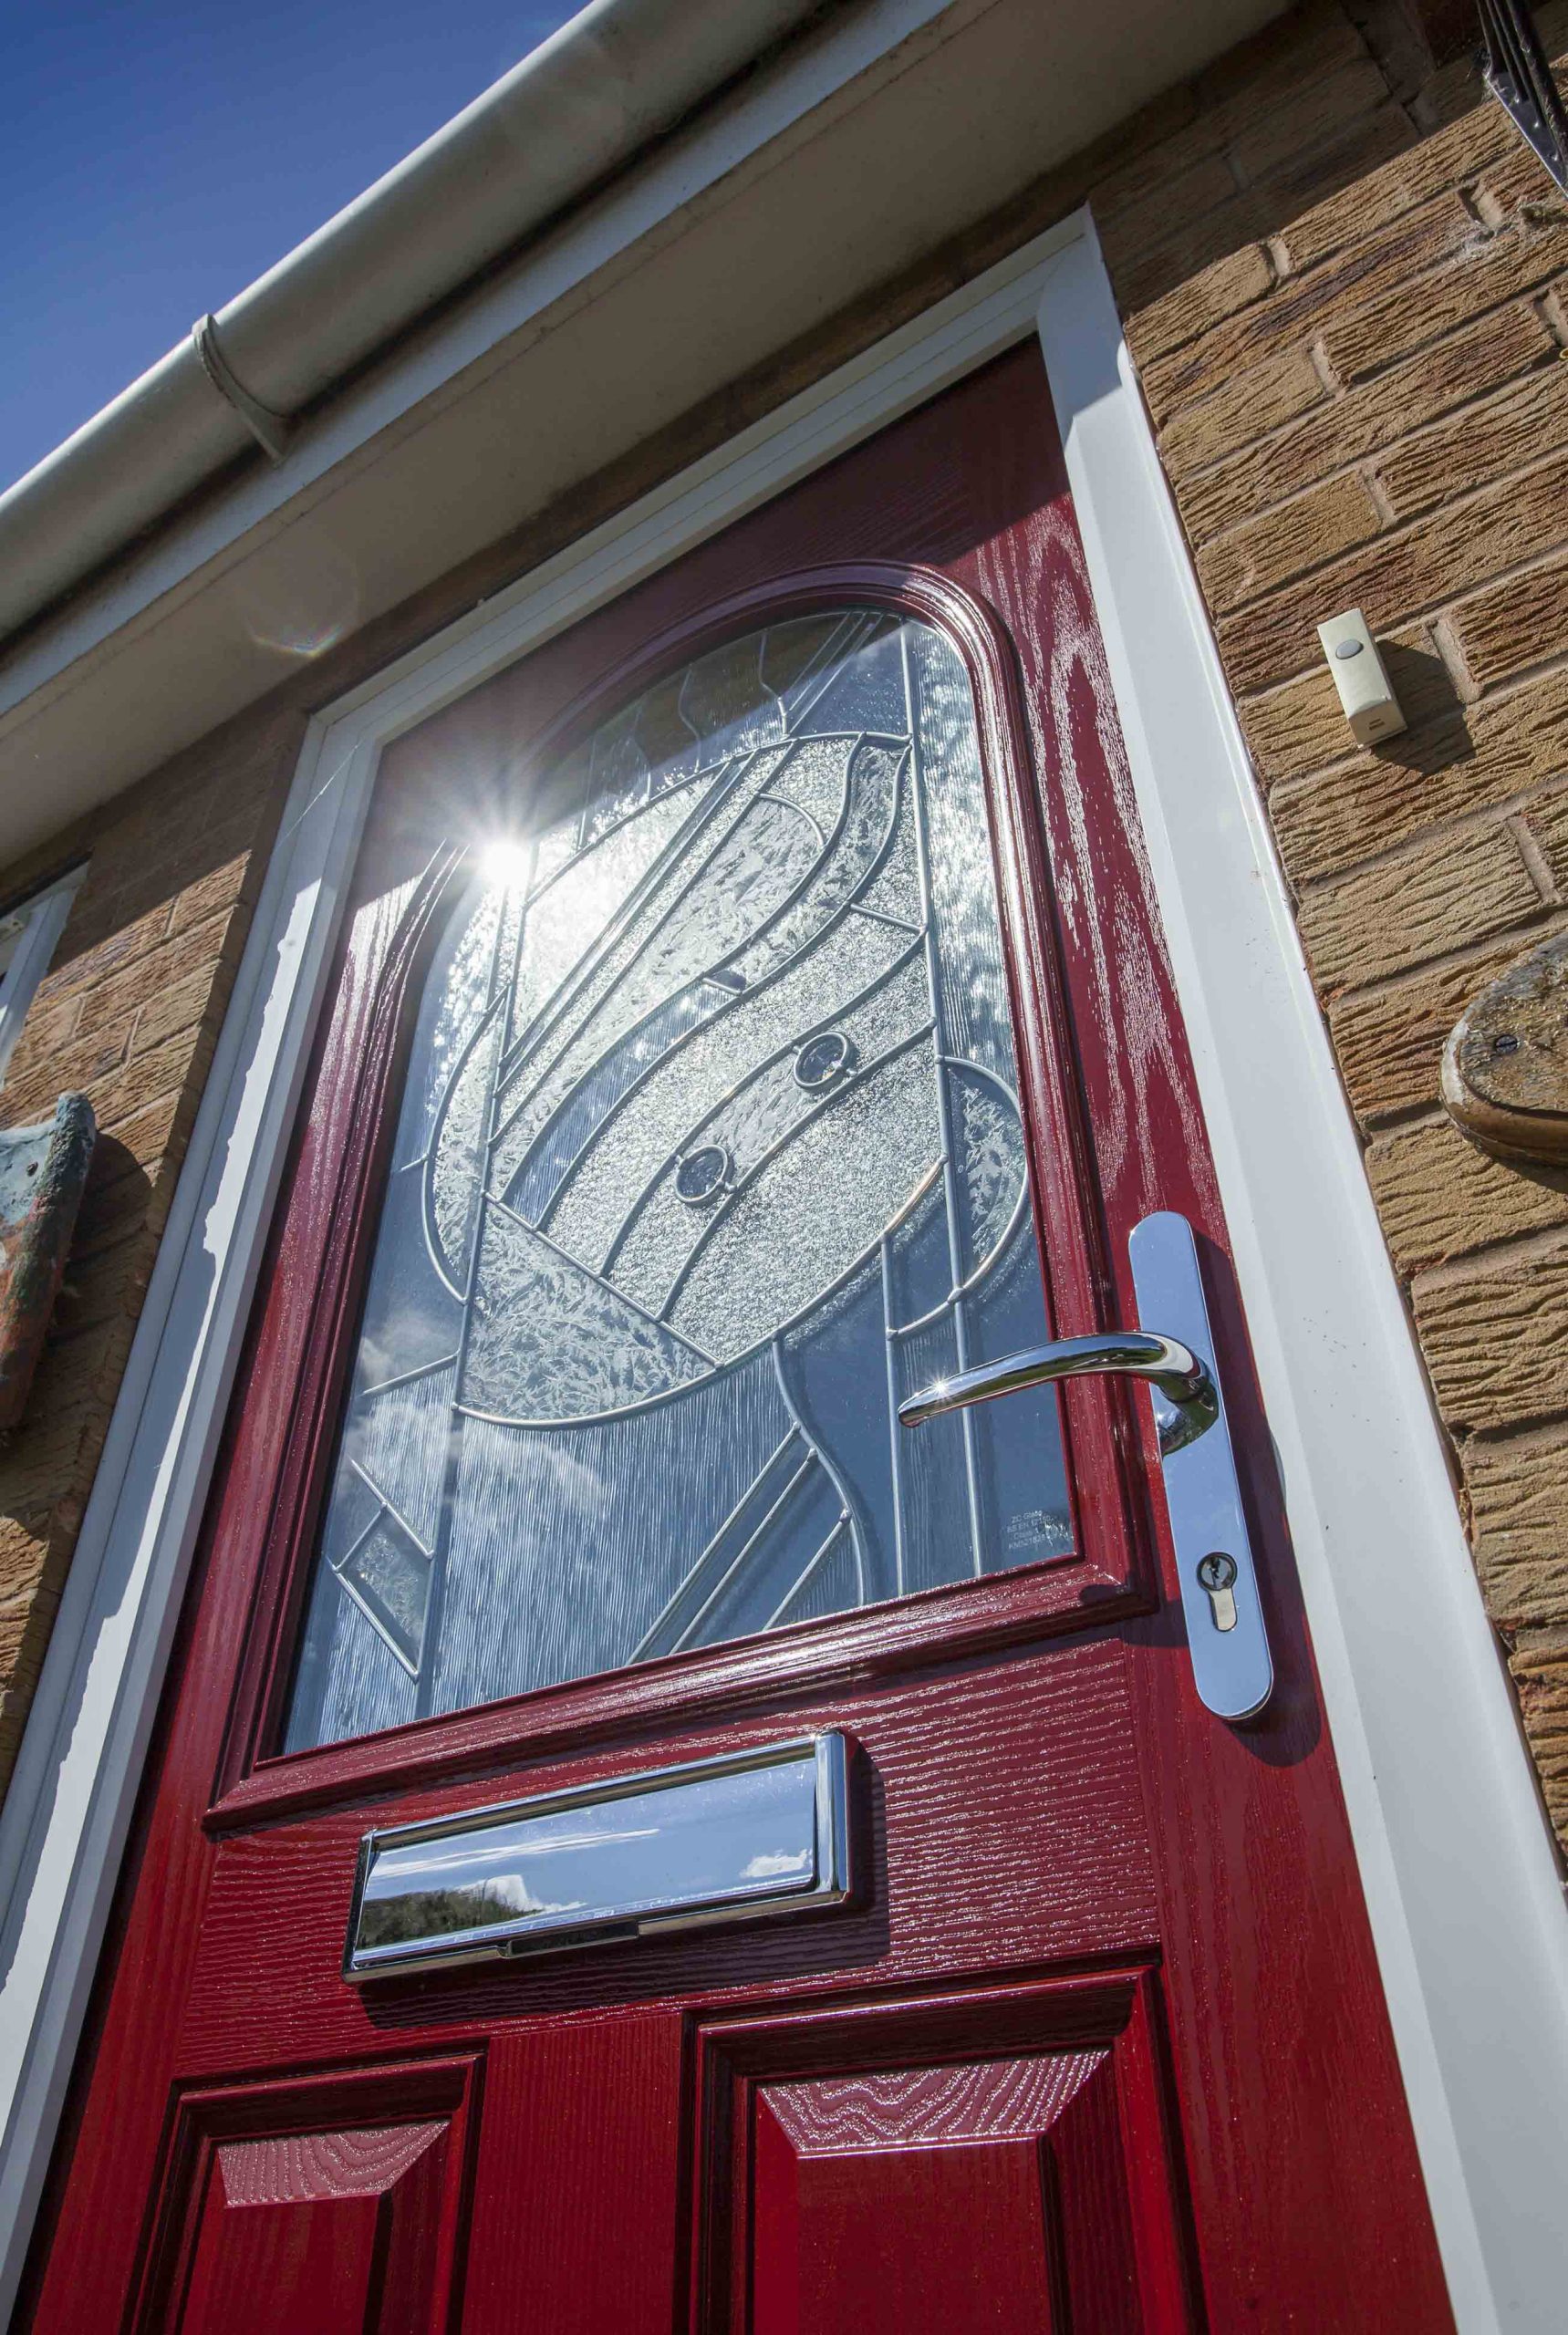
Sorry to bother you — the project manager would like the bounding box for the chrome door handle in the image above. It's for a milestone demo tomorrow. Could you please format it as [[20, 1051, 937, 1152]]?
[[898, 1210, 1272, 1723], [898, 1330, 1217, 1455]]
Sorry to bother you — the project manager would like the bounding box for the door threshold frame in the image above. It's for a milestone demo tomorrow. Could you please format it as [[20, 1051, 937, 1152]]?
[[0, 207, 1564, 2331]]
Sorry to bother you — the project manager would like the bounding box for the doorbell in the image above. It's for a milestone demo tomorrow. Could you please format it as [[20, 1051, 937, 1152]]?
[[1316, 607, 1406, 745]]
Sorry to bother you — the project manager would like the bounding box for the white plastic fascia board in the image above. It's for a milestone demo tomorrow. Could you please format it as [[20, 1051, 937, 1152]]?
[[0, 0, 961, 732], [1034, 214, 1568, 2335], [0, 0, 1286, 803]]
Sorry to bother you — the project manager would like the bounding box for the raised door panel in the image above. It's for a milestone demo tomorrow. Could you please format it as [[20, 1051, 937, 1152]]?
[[753, 2111, 1056, 2335], [133, 2059, 480, 2335], [702, 1975, 1195, 2334], [179, 2124, 440, 2335]]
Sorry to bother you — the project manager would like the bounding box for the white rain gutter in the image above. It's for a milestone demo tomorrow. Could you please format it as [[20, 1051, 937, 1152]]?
[[0, 0, 831, 646]]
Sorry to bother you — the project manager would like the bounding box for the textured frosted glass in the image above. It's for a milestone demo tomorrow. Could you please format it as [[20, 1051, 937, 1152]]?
[[731, 741, 902, 985], [954, 1068, 1027, 1279], [431, 1010, 500, 1285], [506, 790, 695, 1055], [669, 1044, 938, 1359], [339, 1519, 431, 1672], [286, 609, 1072, 1750], [606, 954, 932, 1326], [340, 1364, 455, 1552], [486, 750, 793, 1201], [462, 1206, 711, 1421], [545, 912, 913, 1271]]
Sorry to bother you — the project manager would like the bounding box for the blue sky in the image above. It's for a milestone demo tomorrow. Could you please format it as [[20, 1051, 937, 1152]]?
[[2, 2, 582, 495]]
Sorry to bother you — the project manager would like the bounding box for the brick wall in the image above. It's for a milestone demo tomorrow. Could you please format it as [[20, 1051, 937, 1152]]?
[[1, 0, 1565, 1851], [0, 711, 298, 1791], [1094, 1, 1568, 1841]]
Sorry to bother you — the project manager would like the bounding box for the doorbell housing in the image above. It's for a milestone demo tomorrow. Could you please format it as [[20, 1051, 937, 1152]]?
[[1316, 607, 1406, 745]]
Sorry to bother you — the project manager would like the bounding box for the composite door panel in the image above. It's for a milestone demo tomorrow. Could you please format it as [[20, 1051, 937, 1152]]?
[[22, 347, 1452, 2333]]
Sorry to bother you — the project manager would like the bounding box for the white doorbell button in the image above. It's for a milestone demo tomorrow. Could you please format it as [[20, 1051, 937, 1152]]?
[[1316, 608, 1406, 744]]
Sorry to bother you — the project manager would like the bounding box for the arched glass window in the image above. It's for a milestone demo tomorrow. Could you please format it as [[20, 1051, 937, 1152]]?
[[286, 607, 1070, 1749]]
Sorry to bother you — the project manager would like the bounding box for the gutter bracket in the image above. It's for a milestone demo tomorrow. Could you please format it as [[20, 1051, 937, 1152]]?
[[1480, 0, 1568, 196], [192, 315, 295, 463]]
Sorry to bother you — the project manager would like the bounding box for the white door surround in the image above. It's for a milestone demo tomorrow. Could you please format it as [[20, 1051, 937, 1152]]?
[[0, 209, 1563, 2332]]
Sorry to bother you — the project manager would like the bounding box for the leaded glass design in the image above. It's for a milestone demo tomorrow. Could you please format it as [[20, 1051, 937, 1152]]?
[[285, 611, 1072, 1750]]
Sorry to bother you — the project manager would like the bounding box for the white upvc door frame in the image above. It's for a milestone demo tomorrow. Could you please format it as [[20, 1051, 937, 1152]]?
[[1, 207, 1564, 2332]]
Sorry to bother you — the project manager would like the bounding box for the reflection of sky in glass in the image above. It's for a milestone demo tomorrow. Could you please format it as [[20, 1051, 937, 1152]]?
[[289, 613, 1074, 1753], [357, 1749, 820, 1954]]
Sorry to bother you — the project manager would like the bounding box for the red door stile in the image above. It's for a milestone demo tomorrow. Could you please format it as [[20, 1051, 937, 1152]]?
[[21, 348, 1453, 2334]]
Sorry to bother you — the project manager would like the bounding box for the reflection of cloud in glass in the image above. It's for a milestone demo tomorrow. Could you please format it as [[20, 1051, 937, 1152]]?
[[350, 1743, 834, 1966], [458, 1874, 584, 1918], [355, 1302, 460, 1394], [535, 1437, 616, 1519], [383, 1823, 659, 1884]]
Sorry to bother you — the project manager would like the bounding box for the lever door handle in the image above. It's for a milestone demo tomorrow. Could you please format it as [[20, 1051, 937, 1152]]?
[[898, 1210, 1272, 1723], [898, 1330, 1218, 1456]]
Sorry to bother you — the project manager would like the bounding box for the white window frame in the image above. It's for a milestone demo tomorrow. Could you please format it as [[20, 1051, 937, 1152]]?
[[0, 213, 1564, 2331], [0, 867, 84, 1096]]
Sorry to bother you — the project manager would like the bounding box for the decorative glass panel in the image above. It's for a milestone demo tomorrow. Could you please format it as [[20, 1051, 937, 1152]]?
[[285, 611, 1072, 1750]]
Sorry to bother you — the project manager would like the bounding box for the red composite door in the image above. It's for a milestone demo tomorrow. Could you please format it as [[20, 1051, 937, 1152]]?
[[24, 347, 1453, 2332]]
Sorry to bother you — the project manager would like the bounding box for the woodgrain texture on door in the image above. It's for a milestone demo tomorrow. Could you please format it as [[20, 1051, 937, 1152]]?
[[20, 348, 1453, 2333]]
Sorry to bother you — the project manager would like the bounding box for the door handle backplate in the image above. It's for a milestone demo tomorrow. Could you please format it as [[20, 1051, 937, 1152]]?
[[1127, 1210, 1272, 1721], [898, 1209, 1272, 1723]]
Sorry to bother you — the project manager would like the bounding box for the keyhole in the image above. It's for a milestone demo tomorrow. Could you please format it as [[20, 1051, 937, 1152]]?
[[1197, 1551, 1239, 1634]]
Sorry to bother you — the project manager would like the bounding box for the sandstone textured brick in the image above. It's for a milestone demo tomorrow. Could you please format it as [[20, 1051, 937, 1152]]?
[[1280, 93, 1514, 270], [1269, 665, 1568, 879], [73, 907, 235, 1046], [1177, 302, 1551, 539], [1096, 152, 1246, 297], [1098, 6, 1366, 230], [1329, 925, 1568, 1124], [1414, 1236, 1568, 1434], [1296, 820, 1542, 991], [1110, 63, 1407, 312], [1509, 1628, 1568, 1837], [1129, 242, 1277, 365], [1522, 787, 1568, 892], [165, 850, 251, 939], [1466, 1423, 1568, 1633], [1318, 213, 1568, 381], [1375, 361, 1568, 518], [134, 959, 234, 1060], [1450, 552, 1568, 691], [1366, 1116, 1568, 1274], [1216, 447, 1568, 690], [1159, 346, 1328, 482], [1227, 51, 1389, 184], [1474, 137, 1568, 222], [1197, 471, 1383, 612], [1241, 90, 1417, 224], [0, 708, 296, 1793], [1141, 190, 1483, 415], [1236, 619, 1462, 785]]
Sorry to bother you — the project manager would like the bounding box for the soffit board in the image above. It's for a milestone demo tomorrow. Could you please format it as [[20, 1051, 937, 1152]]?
[[0, 0, 1284, 865]]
